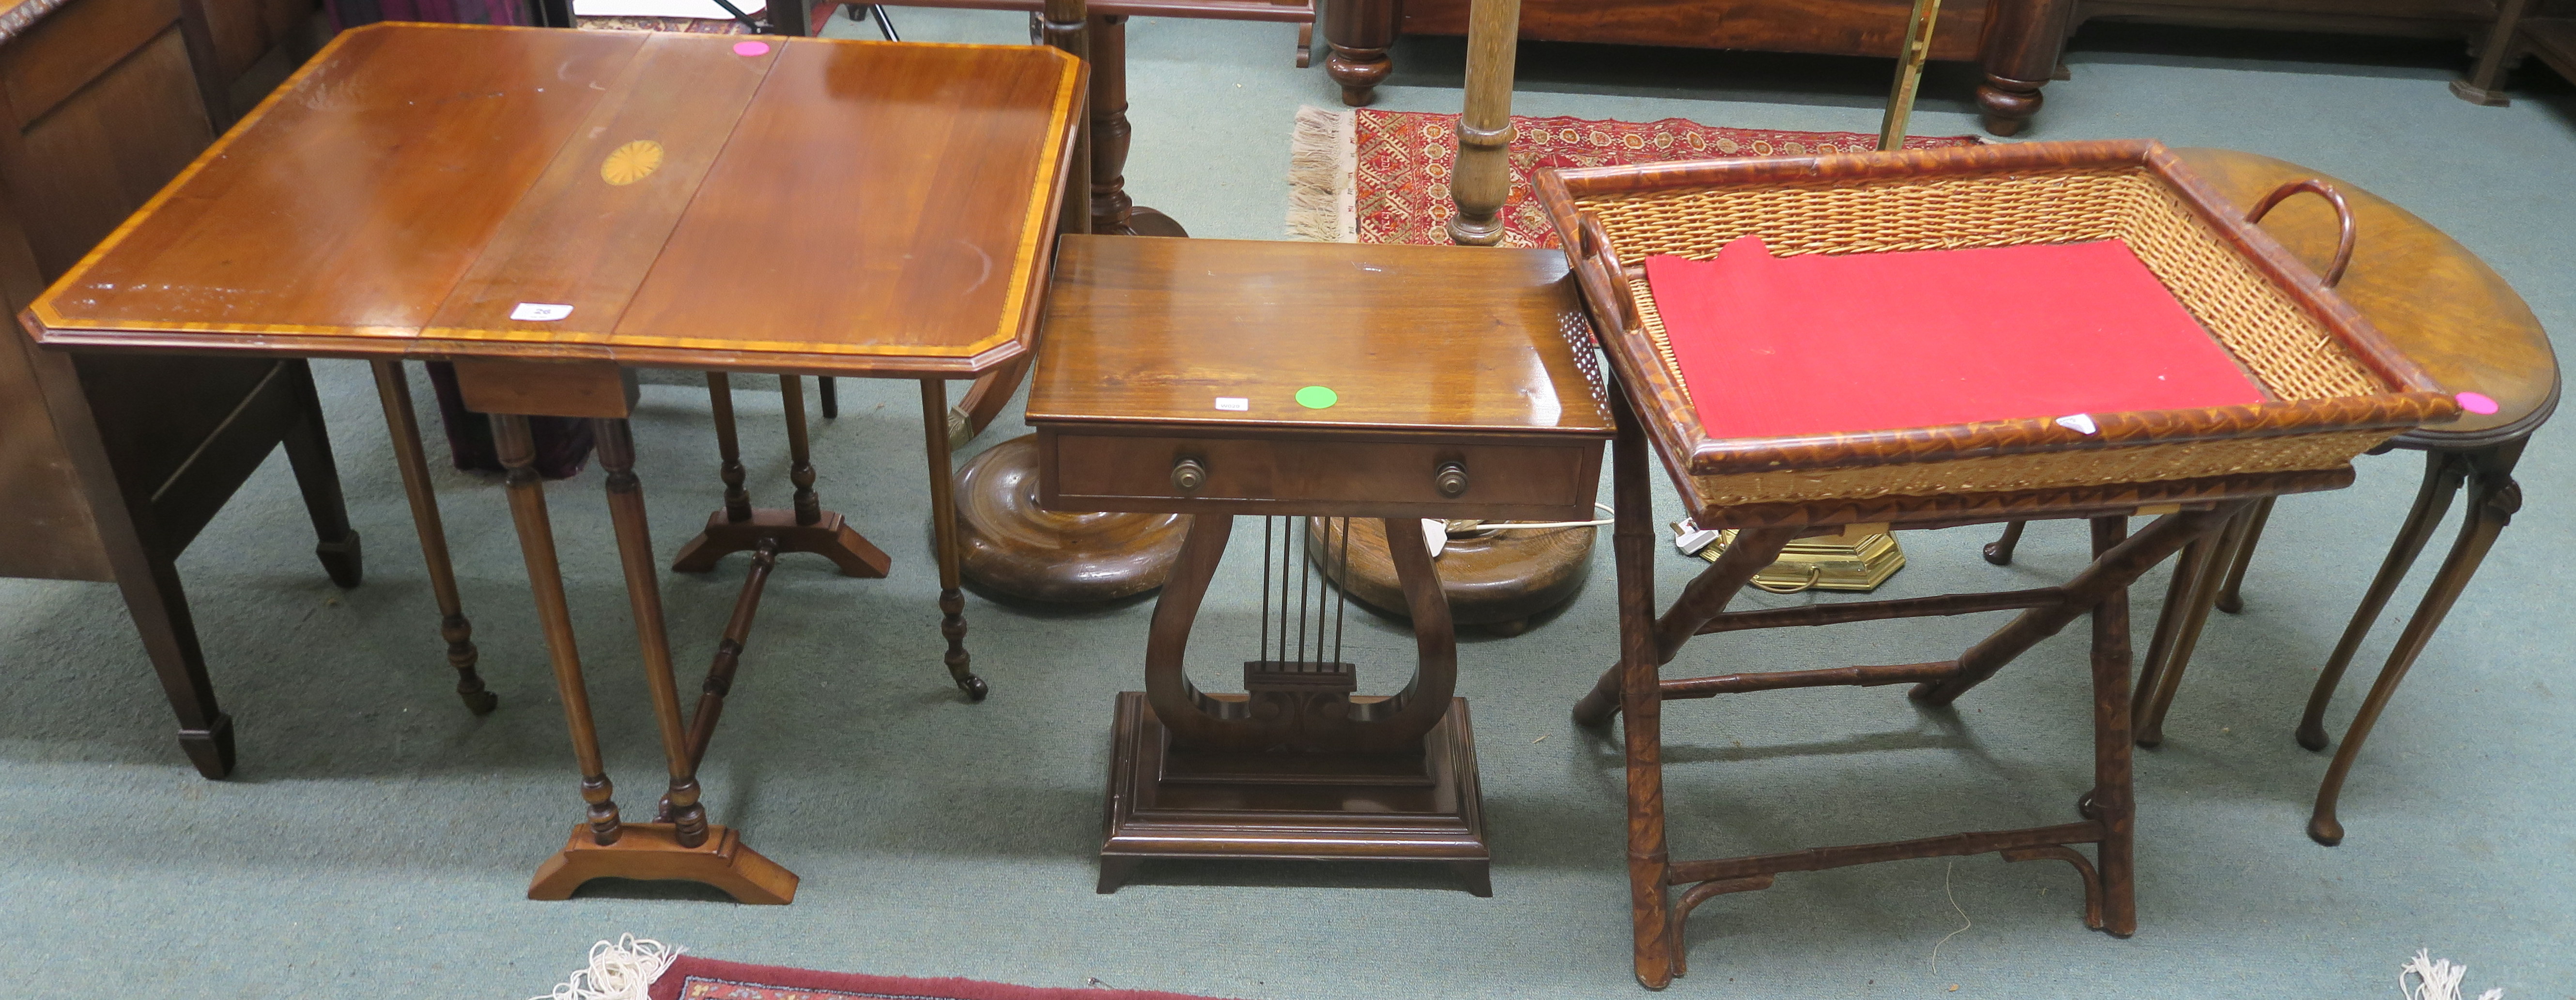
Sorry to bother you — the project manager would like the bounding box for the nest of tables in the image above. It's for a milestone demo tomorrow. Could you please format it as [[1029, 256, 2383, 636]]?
[[1532, 139, 2463, 989]]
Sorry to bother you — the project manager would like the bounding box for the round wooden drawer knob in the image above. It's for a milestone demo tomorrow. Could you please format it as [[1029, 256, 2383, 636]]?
[[1172, 457, 1208, 492], [1435, 461, 1469, 497]]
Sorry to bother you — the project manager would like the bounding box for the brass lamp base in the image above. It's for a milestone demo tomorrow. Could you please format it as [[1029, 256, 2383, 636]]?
[[1681, 521, 1906, 593]]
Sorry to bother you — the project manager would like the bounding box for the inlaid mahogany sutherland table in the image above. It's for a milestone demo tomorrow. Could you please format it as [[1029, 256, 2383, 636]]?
[[22, 23, 1082, 901], [1537, 140, 2460, 987], [1026, 234, 1613, 895]]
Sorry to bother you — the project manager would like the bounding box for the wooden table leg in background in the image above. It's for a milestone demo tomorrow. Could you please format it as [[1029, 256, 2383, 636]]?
[[1446, 0, 1517, 247], [674, 375, 891, 578], [1321, 0, 1393, 105], [2454, 0, 2534, 105], [369, 360, 496, 715], [279, 360, 366, 589], [948, 4, 1191, 609], [1088, 14, 1185, 238]]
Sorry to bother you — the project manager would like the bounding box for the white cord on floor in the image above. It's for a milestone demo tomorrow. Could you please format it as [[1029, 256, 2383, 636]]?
[[2401, 949, 2502, 1000], [1473, 503, 1617, 531], [1929, 858, 1970, 976], [532, 935, 683, 1000]]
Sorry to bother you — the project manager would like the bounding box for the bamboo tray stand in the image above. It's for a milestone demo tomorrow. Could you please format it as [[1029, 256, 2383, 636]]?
[[1533, 139, 2460, 989]]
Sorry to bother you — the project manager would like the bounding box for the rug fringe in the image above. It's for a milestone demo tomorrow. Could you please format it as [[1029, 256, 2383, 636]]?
[[532, 935, 683, 1000], [1286, 105, 1356, 242]]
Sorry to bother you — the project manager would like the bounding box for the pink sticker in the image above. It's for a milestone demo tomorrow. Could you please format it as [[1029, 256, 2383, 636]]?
[[733, 41, 771, 56], [2457, 391, 2500, 415]]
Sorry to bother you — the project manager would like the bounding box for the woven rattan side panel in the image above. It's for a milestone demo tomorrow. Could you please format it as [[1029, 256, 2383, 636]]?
[[2108, 179, 2386, 402]]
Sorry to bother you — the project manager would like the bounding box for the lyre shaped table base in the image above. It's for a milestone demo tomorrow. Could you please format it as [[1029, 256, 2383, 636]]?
[[1097, 515, 1491, 896]]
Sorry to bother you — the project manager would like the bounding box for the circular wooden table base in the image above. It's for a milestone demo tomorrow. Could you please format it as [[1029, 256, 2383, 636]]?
[[1306, 517, 1595, 635], [954, 435, 1189, 603]]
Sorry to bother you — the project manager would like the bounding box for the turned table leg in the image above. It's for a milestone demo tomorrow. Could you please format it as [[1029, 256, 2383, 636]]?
[[672, 376, 889, 578], [370, 360, 495, 715], [1974, 0, 2070, 136], [1447, 0, 1517, 246], [922, 379, 987, 700], [593, 418, 708, 848], [1321, 0, 1393, 106], [1088, 15, 1186, 238], [493, 415, 622, 850]]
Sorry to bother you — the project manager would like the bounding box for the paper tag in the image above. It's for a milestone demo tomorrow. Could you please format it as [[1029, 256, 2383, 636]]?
[[511, 302, 574, 322], [2055, 413, 2098, 435], [1213, 397, 1249, 412]]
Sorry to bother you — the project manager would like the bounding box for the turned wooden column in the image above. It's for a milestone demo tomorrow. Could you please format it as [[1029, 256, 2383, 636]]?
[[1447, 0, 1519, 246], [1087, 14, 1185, 237], [1322, 0, 1394, 106], [1976, 0, 2073, 137]]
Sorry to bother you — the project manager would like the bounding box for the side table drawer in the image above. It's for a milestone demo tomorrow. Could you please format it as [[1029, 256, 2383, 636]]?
[[1039, 430, 1602, 520]]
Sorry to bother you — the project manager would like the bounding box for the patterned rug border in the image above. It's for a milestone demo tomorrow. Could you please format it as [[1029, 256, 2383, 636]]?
[[1286, 105, 1982, 248]]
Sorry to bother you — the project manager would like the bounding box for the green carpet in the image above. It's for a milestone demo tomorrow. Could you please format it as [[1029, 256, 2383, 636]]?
[[0, 12, 2568, 999]]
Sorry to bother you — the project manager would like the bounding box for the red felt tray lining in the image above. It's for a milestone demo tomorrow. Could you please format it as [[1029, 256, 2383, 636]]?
[[1642, 236, 2270, 441]]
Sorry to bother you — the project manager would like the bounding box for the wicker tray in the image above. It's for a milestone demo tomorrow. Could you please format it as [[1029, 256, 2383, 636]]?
[[1534, 140, 2460, 527]]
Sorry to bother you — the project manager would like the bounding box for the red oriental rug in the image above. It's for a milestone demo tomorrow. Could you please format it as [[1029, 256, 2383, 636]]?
[[646, 954, 1250, 1000], [1286, 106, 1980, 249]]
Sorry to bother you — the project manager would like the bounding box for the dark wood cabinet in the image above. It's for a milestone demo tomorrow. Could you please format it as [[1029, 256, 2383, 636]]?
[[1324, 0, 2557, 136], [1321, 0, 2072, 135], [0, 0, 349, 779]]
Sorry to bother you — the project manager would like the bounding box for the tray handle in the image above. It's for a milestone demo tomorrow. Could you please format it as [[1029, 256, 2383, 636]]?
[[2244, 178, 2356, 288], [1577, 211, 1643, 334]]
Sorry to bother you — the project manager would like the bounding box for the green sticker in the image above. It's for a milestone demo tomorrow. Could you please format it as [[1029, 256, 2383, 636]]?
[[1295, 385, 1338, 409]]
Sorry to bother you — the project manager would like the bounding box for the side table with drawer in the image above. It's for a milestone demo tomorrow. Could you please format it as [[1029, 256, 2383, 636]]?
[[1026, 235, 1613, 895]]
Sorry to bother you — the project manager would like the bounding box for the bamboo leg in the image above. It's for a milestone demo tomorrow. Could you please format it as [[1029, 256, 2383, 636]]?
[[594, 418, 707, 849], [923, 379, 987, 700], [1606, 391, 1677, 989], [1446, 0, 1519, 246], [1572, 523, 1793, 728], [707, 373, 753, 523], [2298, 451, 2466, 750], [1913, 505, 2240, 708], [370, 360, 495, 715], [2135, 506, 2254, 747], [494, 414, 620, 845], [781, 375, 821, 527], [2309, 444, 2521, 846], [2213, 496, 2273, 614], [2087, 516, 2137, 937]]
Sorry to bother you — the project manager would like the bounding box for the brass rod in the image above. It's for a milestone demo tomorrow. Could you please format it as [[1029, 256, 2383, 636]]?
[[1877, 0, 1942, 152]]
